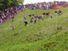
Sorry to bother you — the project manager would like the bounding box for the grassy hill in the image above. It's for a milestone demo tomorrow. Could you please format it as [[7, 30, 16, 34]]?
[[0, 8, 68, 51]]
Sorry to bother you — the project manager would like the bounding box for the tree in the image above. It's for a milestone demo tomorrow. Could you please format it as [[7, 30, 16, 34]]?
[[0, 0, 21, 11], [17, 0, 24, 4]]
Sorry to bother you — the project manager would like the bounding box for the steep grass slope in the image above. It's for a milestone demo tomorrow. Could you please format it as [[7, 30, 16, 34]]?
[[0, 8, 68, 51]]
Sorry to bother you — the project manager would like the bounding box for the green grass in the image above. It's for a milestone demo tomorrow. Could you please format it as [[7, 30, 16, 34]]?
[[0, 8, 68, 51]]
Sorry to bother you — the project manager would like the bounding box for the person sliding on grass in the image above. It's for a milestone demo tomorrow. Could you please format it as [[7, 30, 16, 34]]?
[[55, 10, 62, 15], [30, 17, 34, 23], [24, 20, 28, 26]]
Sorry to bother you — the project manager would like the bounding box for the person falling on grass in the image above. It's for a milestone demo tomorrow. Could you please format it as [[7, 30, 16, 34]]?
[[30, 17, 34, 23], [55, 10, 62, 15], [24, 15, 27, 20], [45, 12, 50, 16], [34, 18, 37, 23], [24, 20, 28, 26]]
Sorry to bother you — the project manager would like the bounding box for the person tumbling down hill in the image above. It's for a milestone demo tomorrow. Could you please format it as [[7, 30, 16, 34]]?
[[42, 12, 53, 18], [24, 20, 28, 26], [24, 15, 27, 20], [55, 10, 62, 15], [30, 17, 34, 23]]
